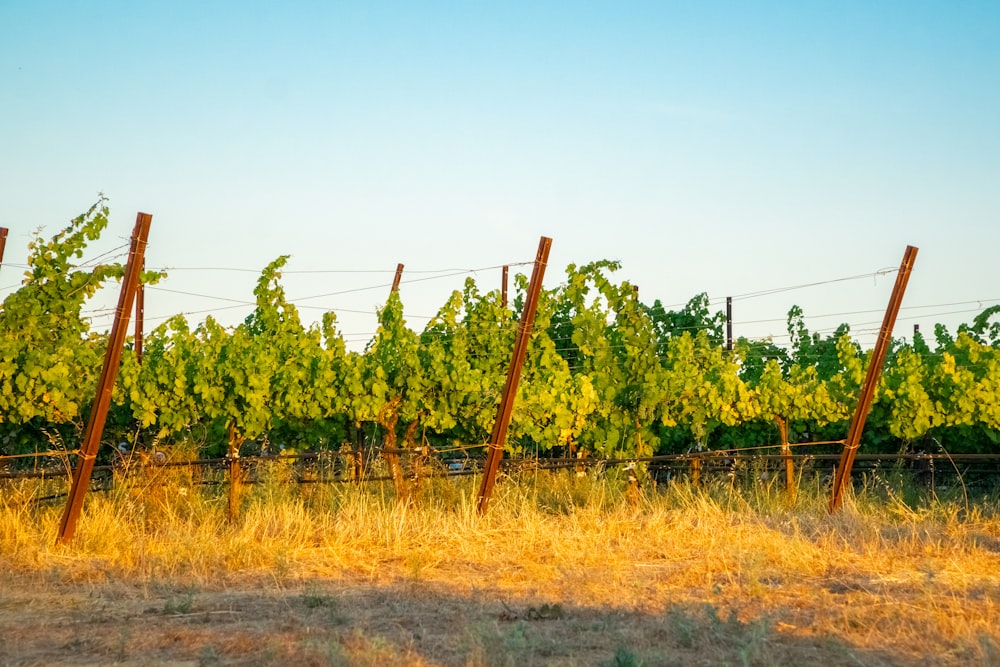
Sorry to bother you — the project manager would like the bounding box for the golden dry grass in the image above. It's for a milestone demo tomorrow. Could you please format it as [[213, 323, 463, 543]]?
[[2, 465, 1000, 666]]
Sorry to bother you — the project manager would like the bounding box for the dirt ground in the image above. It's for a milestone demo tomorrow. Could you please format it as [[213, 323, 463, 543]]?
[[0, 571, 971, 667]]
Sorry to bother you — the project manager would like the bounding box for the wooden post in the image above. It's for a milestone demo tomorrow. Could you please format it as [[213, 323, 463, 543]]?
[[626, 462, 640, 506], [829, 245, 918, 512], [352, 422, 365, 483], [227, 422, 244, 521], [691, 454, 701, 486], [391, 263, 404, 294], [0, 227, 8, 269], [476, 236, 552, 515], [776, 416, 795, 500], [501, 265, 508, 309], [57, 212, 152, 544], [382, 267, 405, 496], [405, 421, 422, 491], [726, 297, 733, 351]]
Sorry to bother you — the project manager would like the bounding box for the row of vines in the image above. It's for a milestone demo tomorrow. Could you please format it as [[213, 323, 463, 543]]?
[[2, 200, 1000, 466]]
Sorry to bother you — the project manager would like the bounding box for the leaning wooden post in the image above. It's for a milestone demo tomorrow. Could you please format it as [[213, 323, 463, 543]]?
[[391, 263, 404, 294], [829, 245, 918, 512], [0, 227, 8, 268], [476, 236, 552, 515], [381, 269, 407, 499], [57, 212, 152, 544]]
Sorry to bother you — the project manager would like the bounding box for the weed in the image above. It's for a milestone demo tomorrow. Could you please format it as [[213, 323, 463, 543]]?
[[667, 608, 697, 648], [406, 552, 425, 581], [504, 621, 530, 651], [114, 627, 130, 662], [602, 646, 644, 667], [526, 602, 564, 620], [164, 591, 194, 615], [197, 644, 220, 665], [302, 590, 333, 609], [977, 635, 1000, 666]]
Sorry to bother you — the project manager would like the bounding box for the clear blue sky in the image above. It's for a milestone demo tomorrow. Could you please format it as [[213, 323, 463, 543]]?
[[2, 2, 998, 350]]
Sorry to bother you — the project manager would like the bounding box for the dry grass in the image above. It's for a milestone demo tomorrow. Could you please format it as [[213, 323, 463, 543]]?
[[2, 465, 1000, 666]]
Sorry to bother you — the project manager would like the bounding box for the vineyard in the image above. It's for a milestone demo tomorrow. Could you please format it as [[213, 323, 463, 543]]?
[[2, 199, 1000, 487], [4, 201, 1000, 666]]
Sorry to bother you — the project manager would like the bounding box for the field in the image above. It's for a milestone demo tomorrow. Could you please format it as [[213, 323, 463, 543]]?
[[3, 468, 1000, 667]]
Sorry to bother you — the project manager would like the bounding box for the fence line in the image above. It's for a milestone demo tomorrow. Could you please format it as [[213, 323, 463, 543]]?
[[6, 449, 999, 483]]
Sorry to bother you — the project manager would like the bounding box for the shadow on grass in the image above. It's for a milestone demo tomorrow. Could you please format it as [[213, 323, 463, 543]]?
[[1, 576, 994, 667]]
